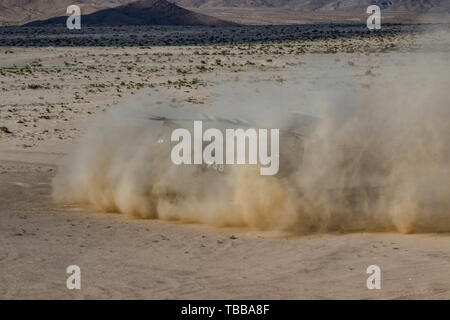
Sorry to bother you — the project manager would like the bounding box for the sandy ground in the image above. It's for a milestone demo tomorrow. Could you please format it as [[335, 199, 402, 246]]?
[[189, 7, 450, 25], [1, 26, 450, 299], [1, 154, 450, 299]]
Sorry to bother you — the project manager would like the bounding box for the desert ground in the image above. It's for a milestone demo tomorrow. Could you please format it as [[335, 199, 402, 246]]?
[[1, 24, 450, 299], [189, 7, 450, 25]]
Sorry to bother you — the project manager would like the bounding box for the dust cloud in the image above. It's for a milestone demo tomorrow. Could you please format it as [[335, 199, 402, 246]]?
[[53, 53, 450, 234]]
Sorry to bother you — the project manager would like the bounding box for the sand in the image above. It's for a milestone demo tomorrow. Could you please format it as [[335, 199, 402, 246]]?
[[1, 156, 450, 299], [1, 25, 449, 299]]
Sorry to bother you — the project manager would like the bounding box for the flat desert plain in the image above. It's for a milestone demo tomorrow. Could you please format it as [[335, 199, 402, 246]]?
[[0, 25, 450, 299]]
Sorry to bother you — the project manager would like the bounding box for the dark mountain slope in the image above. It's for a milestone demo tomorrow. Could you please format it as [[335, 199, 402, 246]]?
[[23, 0, 236, 26]]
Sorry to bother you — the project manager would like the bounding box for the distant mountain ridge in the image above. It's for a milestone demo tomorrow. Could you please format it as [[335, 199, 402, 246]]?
[[0, 0, 235, 26], [0, 0, 128, 25], [0, 0, 448, 26], [23, 0, 236, 26], [169, 0, 450, 13]]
